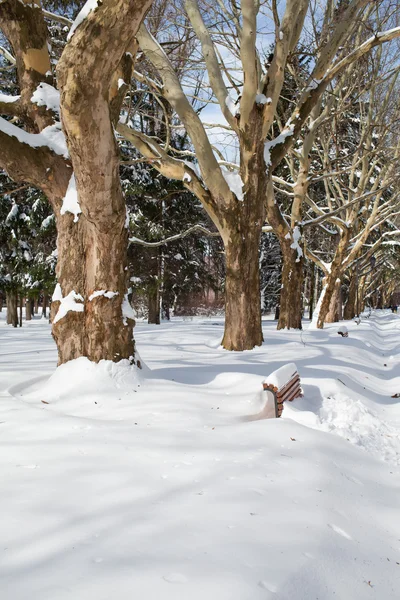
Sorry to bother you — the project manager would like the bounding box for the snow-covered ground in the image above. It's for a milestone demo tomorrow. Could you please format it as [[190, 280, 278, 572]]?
[[1, 310, 400, 599]]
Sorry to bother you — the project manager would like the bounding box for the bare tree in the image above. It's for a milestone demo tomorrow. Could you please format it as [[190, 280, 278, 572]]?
[[119, 0, 400, 349], [0, 0, 153, 364]]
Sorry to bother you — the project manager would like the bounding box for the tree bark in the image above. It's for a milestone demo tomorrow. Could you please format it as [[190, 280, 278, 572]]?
[[19, 295, 23, 327], [6, 291, 18, 327], [26, 298, 33, 321], [317, 229, 351, 328], [221, 223, 263, 351], [278, 244, 303, 330], [33, 296, 39, 314], [343, 274, 357, 320], [309, 262, 315, 321], [50, 0, 152, 365], [148, 284, 160, 324], [42, 293, 48, 318], [325, 279, 341, 323]]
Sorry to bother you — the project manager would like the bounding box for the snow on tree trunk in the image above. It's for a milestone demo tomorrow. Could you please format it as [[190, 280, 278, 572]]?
[[50, 0, 152, 365]]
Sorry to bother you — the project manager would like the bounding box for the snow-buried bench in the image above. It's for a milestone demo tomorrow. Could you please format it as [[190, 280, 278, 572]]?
[[262, 363, 303, 418]]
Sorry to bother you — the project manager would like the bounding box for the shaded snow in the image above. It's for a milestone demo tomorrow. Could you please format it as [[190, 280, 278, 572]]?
[[1, 311, 400, 599]]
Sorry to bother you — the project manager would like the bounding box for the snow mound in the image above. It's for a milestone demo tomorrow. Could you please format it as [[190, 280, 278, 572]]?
[[318, 393, 400, 465], [27, 357, 144, 419]]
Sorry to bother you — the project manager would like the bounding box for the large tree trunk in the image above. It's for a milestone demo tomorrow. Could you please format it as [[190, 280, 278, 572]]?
[[148, 283, 160, 324], [19, 295, 23, 327], [343, 273, 357, 320], [317, 229, 351, 328], [26, 298, 33, 321], [51, 207, 135, 364], [221, 222, 263, 351], [325, 279, 341, 323], [51, 0, 153, 365], [277, 243, 303, 330], [309, 262, 315, 321], [6, 291, 18, 327], [42, 293, 48, 318]]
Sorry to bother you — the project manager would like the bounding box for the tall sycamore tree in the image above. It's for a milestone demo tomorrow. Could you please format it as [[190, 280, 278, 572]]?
[[0, 0, 152, 364]]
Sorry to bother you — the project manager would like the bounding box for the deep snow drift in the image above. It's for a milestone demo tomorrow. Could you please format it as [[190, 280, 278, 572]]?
[[1, 310, 400, 599]]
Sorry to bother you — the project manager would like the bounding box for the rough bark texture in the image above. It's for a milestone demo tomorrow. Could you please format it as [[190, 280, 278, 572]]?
[[0, 0, 152, 365], [309, 263, 315, 321], [148, 286, 160, 324], [6, 292, 18, 327], [278, 245, 303, 330], [19, 295, 23, 327], [325, 279, 341, 323], [51, 0, 152, 364], [317, 229, 351, 328], [220, 130, 266, 351], [222, 221, 263, 351], [42, 293, 48, 318], [26, 298, 33, 320], [343, 274, 357, 320]]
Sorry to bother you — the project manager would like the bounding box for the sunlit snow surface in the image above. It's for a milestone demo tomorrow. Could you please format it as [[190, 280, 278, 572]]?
[[1, 310, 400, 599]]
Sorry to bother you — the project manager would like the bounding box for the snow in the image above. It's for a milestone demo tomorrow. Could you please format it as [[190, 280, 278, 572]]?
[[88, 290, 119, 301], [41, 214, 54, 229], [122, 293, 136, 325], [263, 362, 298, 389], [67, 0, 100, 41], [0, 93, 20, 103], [290, 225, 303, 262], [31, 82, 60, 114], [52, 284, 84, 324], [221, 167, 244, 201], [118, 78, 126, 89], [255, 94, 270, 105], [1, 310, 400, 599], [5, 202, 18, 224], [60, 174, 81, 222], [0, 117, 68, 158], [225, 95, 239, 117], [264, 125, 294, 168]]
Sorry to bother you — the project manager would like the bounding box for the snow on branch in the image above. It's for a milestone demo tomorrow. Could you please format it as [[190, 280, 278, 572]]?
[[129, 224, 220, 248], [67, 0, 100, 42], [42, 9, 73, 27], [0, 116, 68, 157], [0, 45, 16, 65]]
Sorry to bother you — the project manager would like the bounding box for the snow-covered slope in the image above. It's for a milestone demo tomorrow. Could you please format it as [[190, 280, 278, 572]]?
[[1, 311, 399, 599]]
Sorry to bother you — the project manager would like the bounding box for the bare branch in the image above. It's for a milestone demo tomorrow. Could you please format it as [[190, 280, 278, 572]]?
[[129, 224, 220, 247]]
